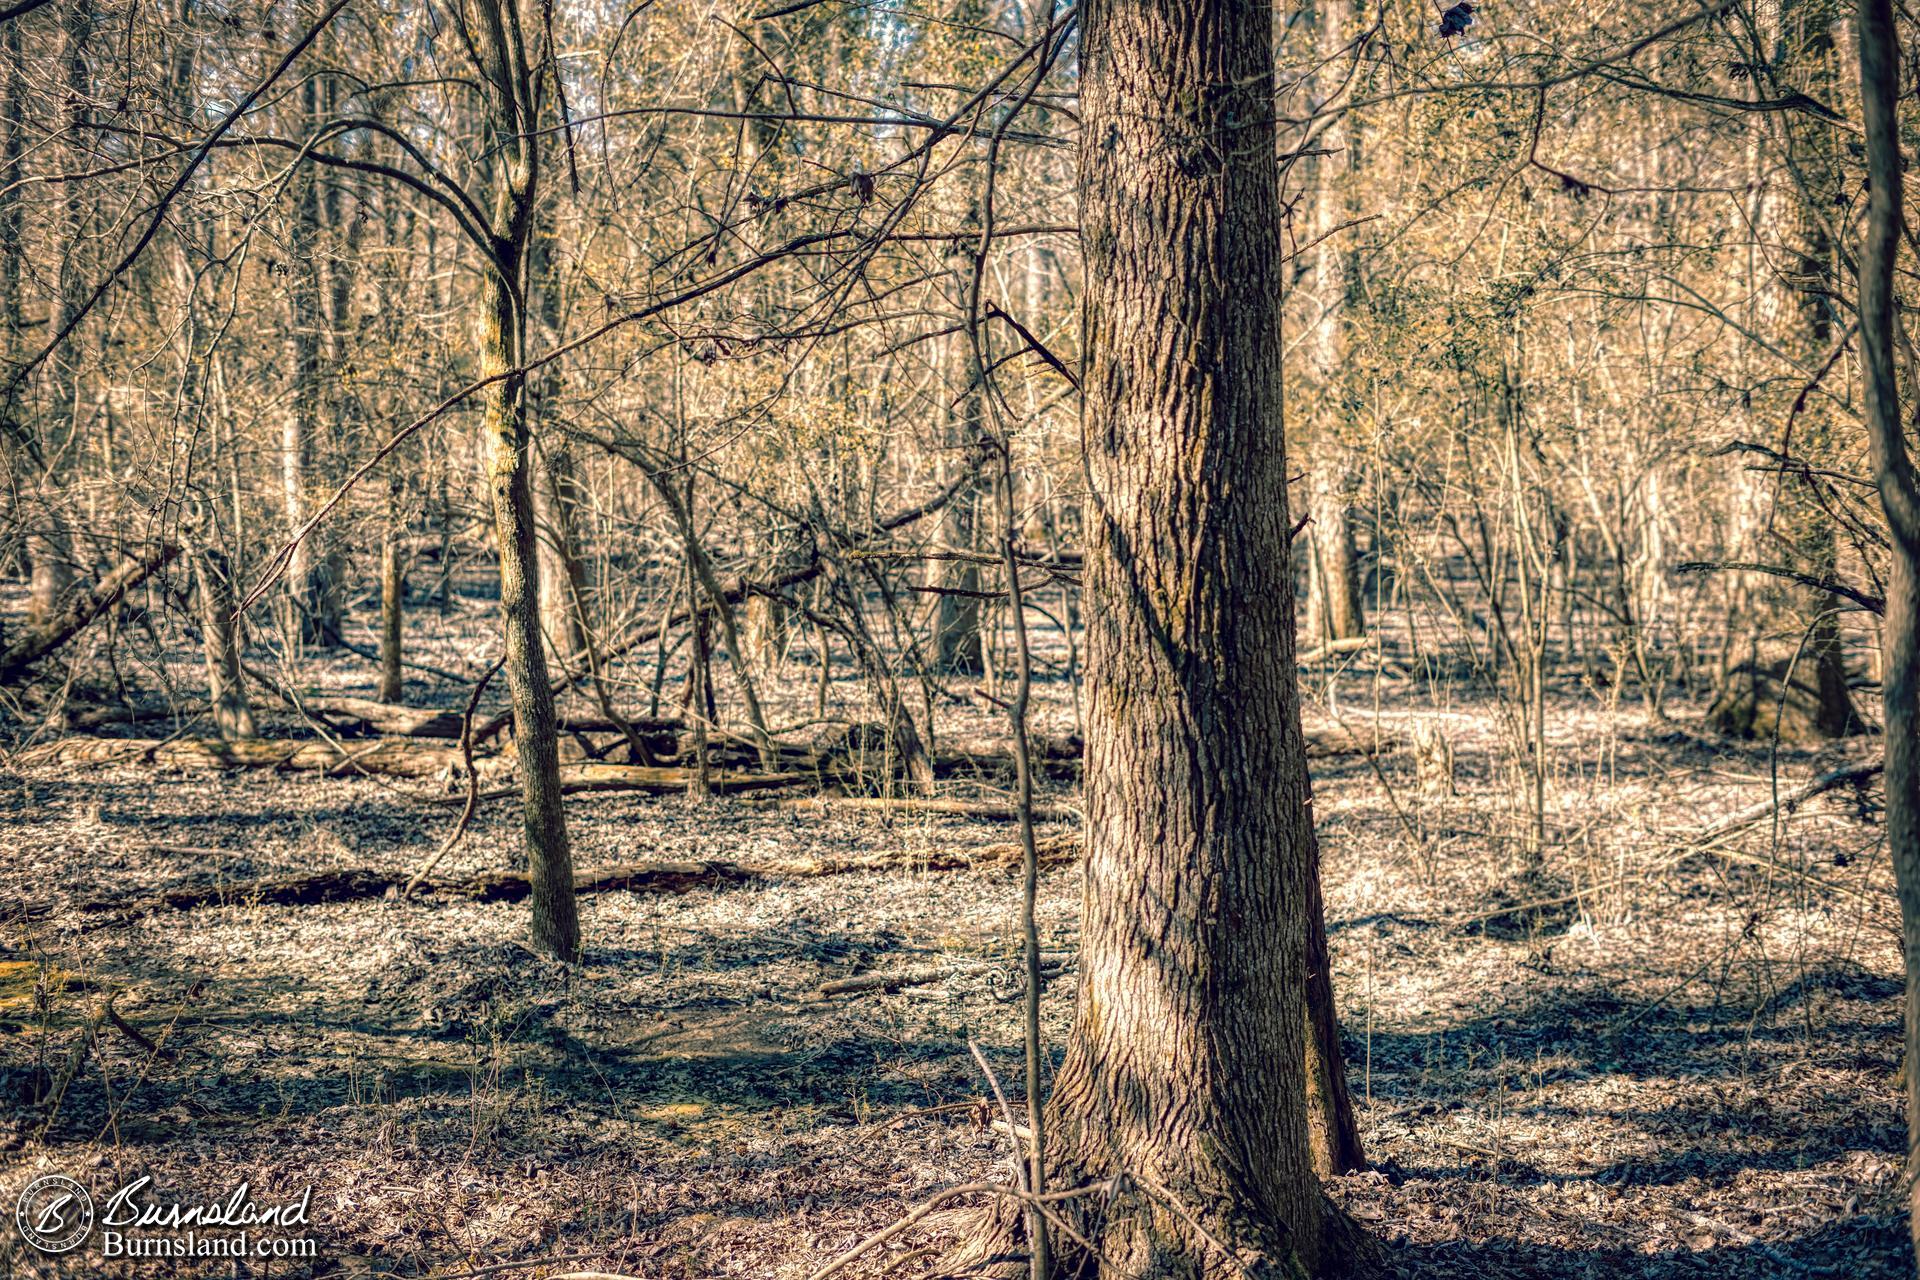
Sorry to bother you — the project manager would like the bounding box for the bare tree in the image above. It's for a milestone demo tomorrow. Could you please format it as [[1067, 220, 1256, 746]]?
[[955, 0, 1357, 1271], [1851, 0, 1919, 1258]]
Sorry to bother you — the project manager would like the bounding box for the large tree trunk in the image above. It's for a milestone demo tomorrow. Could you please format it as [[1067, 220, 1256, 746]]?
[[472, 0, 578, 963], [956, 0, 1357, 1272], [1853, 0, 1920, 1261]]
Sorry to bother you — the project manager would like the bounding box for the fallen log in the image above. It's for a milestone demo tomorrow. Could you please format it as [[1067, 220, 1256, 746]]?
[[1296, 634, 1375, 665], [556, 763, 806, 795], [766, 796, 1083, 823], [818, 966, 950, 996], [82, 860, 752, 918], [0, 542, 181, 684], [438, 763, 812, 803], [13, 735, 463, 778], [819, 952, 1075, 998], [920, 728, 1390, 778], [103, 867, 402, 912], [19, 724, 1387, 789], [63, 703, 207, 731], [301, 696, 467, 739], [74, 835, 1084, 923], [17, 735, 820, 797], [755, 831, 1081, 875], [1306, 727, 1401, 758], [443, 859, 756, 902]]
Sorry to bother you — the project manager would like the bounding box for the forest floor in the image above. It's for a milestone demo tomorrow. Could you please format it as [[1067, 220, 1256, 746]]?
[[0, 598, 1911, 1279]]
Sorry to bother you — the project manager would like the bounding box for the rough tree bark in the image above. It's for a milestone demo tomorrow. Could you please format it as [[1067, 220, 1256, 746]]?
[[1304, 469, 1366, 648], [954, 0, 1359, 1270], [470, 0, 578, 963], [1852, 0, 1920, 1260], [530, 227, 589, 663], [0, 18, 20, 391], [194, 547, 255, 740]]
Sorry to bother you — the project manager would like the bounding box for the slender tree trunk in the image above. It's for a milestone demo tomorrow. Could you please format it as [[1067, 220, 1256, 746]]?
[[538, 442, 590, 660], [687, 551, 713, 802], [29, 0, 91, 626], [744, 591, 788, 669], [284, 77, 324, 645], [0, 18, 22, 374], [530, 229, 588, 662], [1297, 0, 1364, 648], [1853, 1, 1920, 1260], [473, 0, 578, 963], [936, 249, 985, 674], [378, 493, 406, 704], [1305, 470, 1365, 646], [935, 486, 986, 673], [195, 547, 255, 740], [482, 261, 578, 962], [957, 0, 1356, 1271]]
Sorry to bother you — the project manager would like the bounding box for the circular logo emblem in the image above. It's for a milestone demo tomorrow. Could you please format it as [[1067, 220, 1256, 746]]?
[[15, 1175, 93, 1254]]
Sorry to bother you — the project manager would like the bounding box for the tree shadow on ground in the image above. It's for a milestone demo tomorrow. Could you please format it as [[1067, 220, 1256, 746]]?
[[1354, 957, 1899, 1088], [1375, 1214, 1908, 1279]]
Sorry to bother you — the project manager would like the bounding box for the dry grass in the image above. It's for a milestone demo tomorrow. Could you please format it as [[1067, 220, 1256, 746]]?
[[0, 630, 1908, 1278]]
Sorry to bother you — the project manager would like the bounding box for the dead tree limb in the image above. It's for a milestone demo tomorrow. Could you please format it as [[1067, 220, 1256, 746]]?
[[1692, 763, 1883, 842], [0, 542, 180, 684]]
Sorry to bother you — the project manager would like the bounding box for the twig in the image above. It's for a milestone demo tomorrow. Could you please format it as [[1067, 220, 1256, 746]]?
[[404, 657, 505, 898], [102, 992, 160, 1056], [34, 998, 107, 1140], [403, 1252, 601, 1279], [804, 1181, 1116, 1280], [969, 1038, 1031, 1196], [805, 1182, 1001, 1280]]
